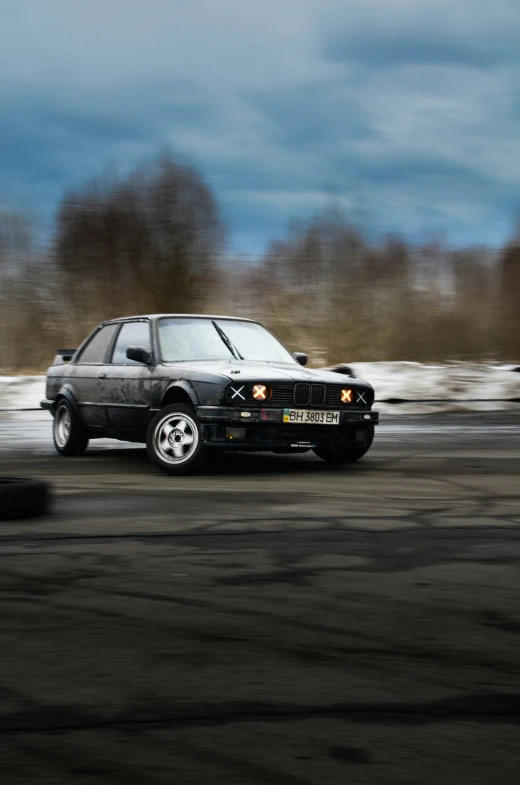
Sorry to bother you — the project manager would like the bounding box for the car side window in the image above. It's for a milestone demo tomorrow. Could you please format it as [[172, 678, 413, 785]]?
[[111, 321, 152, 365], [76, 324, 119, 364]]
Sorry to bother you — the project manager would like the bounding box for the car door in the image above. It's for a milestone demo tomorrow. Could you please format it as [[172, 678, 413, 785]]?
[[104, 320, 155, 431], [68, 323, 120, 429]]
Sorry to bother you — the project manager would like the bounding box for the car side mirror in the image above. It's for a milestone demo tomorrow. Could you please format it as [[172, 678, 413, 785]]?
[[126, 345, 152, 364], [294, 352, 308, 366]]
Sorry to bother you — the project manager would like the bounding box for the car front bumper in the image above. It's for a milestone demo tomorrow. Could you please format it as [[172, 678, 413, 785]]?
[[195, 406, 378, 449]]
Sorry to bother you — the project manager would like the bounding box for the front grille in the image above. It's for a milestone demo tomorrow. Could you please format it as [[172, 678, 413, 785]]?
[[290, 383, 372, 409], [310, 384, 325, 406], [292, 383, 326, 406], [294, 383, 310, 406], [269, 384, 294, 406], [225, 382, 373, 409]]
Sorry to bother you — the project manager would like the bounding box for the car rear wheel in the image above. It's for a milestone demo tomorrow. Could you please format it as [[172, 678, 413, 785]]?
[[53, 399, 89, 456], [146, 404, 206, 475], [313, 426, 374, 465]]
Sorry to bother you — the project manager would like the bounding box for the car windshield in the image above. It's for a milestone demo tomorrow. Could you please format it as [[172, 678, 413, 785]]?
[[158, 318, 297, 364]]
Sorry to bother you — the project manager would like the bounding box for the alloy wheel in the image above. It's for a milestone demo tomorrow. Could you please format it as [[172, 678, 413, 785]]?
[[55, 405, 71, 448], [153, 413, 199, 464]]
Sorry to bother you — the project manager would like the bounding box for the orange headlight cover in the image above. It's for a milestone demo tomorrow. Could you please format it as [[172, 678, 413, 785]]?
[[252, 384, 268, 400]]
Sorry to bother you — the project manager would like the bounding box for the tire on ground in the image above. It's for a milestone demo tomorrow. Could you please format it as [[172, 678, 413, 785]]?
[[313, 425, 374, 465], [146, 403, 207, 475], [53, 398, 89, 456], [0, 478, 49, 521]]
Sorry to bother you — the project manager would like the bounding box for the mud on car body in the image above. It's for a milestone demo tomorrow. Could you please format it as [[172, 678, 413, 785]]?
[[42, 315, 379, 474]]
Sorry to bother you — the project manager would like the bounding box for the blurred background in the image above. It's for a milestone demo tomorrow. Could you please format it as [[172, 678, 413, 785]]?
[[0, 169, 519, 371]]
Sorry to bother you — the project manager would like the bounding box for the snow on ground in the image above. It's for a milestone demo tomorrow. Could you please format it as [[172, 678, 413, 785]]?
[[0, 364, 518, 417], [0, 375, 46, 412], [348, 362, 520, 414]]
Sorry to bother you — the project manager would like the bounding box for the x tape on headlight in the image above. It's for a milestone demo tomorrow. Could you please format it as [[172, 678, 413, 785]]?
[[230, 385, 246, 400]]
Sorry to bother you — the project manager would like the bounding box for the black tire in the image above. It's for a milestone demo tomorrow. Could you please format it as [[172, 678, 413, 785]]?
[[146, 403, 207, 475], [53, 398, 89, 456], [0, 478, 49, 521], [313, 426, 374, 465]]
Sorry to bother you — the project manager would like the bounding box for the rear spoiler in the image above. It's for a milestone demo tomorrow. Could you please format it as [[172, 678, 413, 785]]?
[[52, 349, 77, 366]]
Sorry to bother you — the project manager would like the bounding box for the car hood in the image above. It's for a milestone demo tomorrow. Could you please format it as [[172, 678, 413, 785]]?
[[162, 360, 373, 388]]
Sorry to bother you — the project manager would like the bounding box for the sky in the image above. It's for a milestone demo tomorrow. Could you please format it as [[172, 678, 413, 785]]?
[[1, 0, 519, 254]]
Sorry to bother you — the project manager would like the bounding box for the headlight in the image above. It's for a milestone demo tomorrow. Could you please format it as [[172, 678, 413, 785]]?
[[225, 383, 271, 403], [252, 384, 270, 401], [226, 384, 247, 402], [341, 388, 353, 404]]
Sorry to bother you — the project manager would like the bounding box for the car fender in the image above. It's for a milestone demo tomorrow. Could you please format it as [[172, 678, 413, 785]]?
[[55, 385, 85, 424], [160, 381, 200, 408]]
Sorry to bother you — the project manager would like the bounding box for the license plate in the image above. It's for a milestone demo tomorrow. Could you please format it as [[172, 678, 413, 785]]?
[[283, 409, 341, 425]]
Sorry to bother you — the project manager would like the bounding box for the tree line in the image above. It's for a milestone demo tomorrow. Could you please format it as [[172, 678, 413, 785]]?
[[0, 151, 519, 371]]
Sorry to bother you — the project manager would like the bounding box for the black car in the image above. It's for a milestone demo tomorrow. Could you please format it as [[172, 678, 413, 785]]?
[[42, 315, 379, 474]]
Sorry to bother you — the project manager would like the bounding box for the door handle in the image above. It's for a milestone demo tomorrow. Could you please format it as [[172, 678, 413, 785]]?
[[98, 373, 106, 379]]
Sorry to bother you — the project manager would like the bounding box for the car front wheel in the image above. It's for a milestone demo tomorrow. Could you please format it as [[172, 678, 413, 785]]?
[[146, 404, 206, 475]]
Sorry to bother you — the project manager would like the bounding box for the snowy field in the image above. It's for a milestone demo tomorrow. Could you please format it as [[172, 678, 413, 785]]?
[[349, 362, 519, 413], [0, 375, 47, 412], [0, 363, 518, 416]]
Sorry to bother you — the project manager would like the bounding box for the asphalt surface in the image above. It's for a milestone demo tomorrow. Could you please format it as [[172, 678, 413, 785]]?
[[0, 412, 519, 784]]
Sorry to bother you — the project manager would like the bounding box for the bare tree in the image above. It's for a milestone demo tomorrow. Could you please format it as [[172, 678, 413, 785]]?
[[0, 206, 51, 370], [252, 207, 508, 364], [54, 152, 225, 333], [1, 184, 518, 372]]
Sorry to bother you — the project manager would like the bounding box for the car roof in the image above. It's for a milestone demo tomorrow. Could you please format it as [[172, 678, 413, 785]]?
[[102, 314, 258, 325]]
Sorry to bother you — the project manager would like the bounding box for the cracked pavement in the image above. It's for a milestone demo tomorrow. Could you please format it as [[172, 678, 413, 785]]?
[[0, 413, 519, 783]]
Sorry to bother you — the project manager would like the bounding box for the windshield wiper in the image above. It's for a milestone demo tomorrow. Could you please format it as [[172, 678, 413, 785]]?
[[211, 320, 244, 360]]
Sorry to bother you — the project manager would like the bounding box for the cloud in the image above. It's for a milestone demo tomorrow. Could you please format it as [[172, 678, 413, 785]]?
[[322, 0, 520, 69], [0, 0, 519, 251]]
